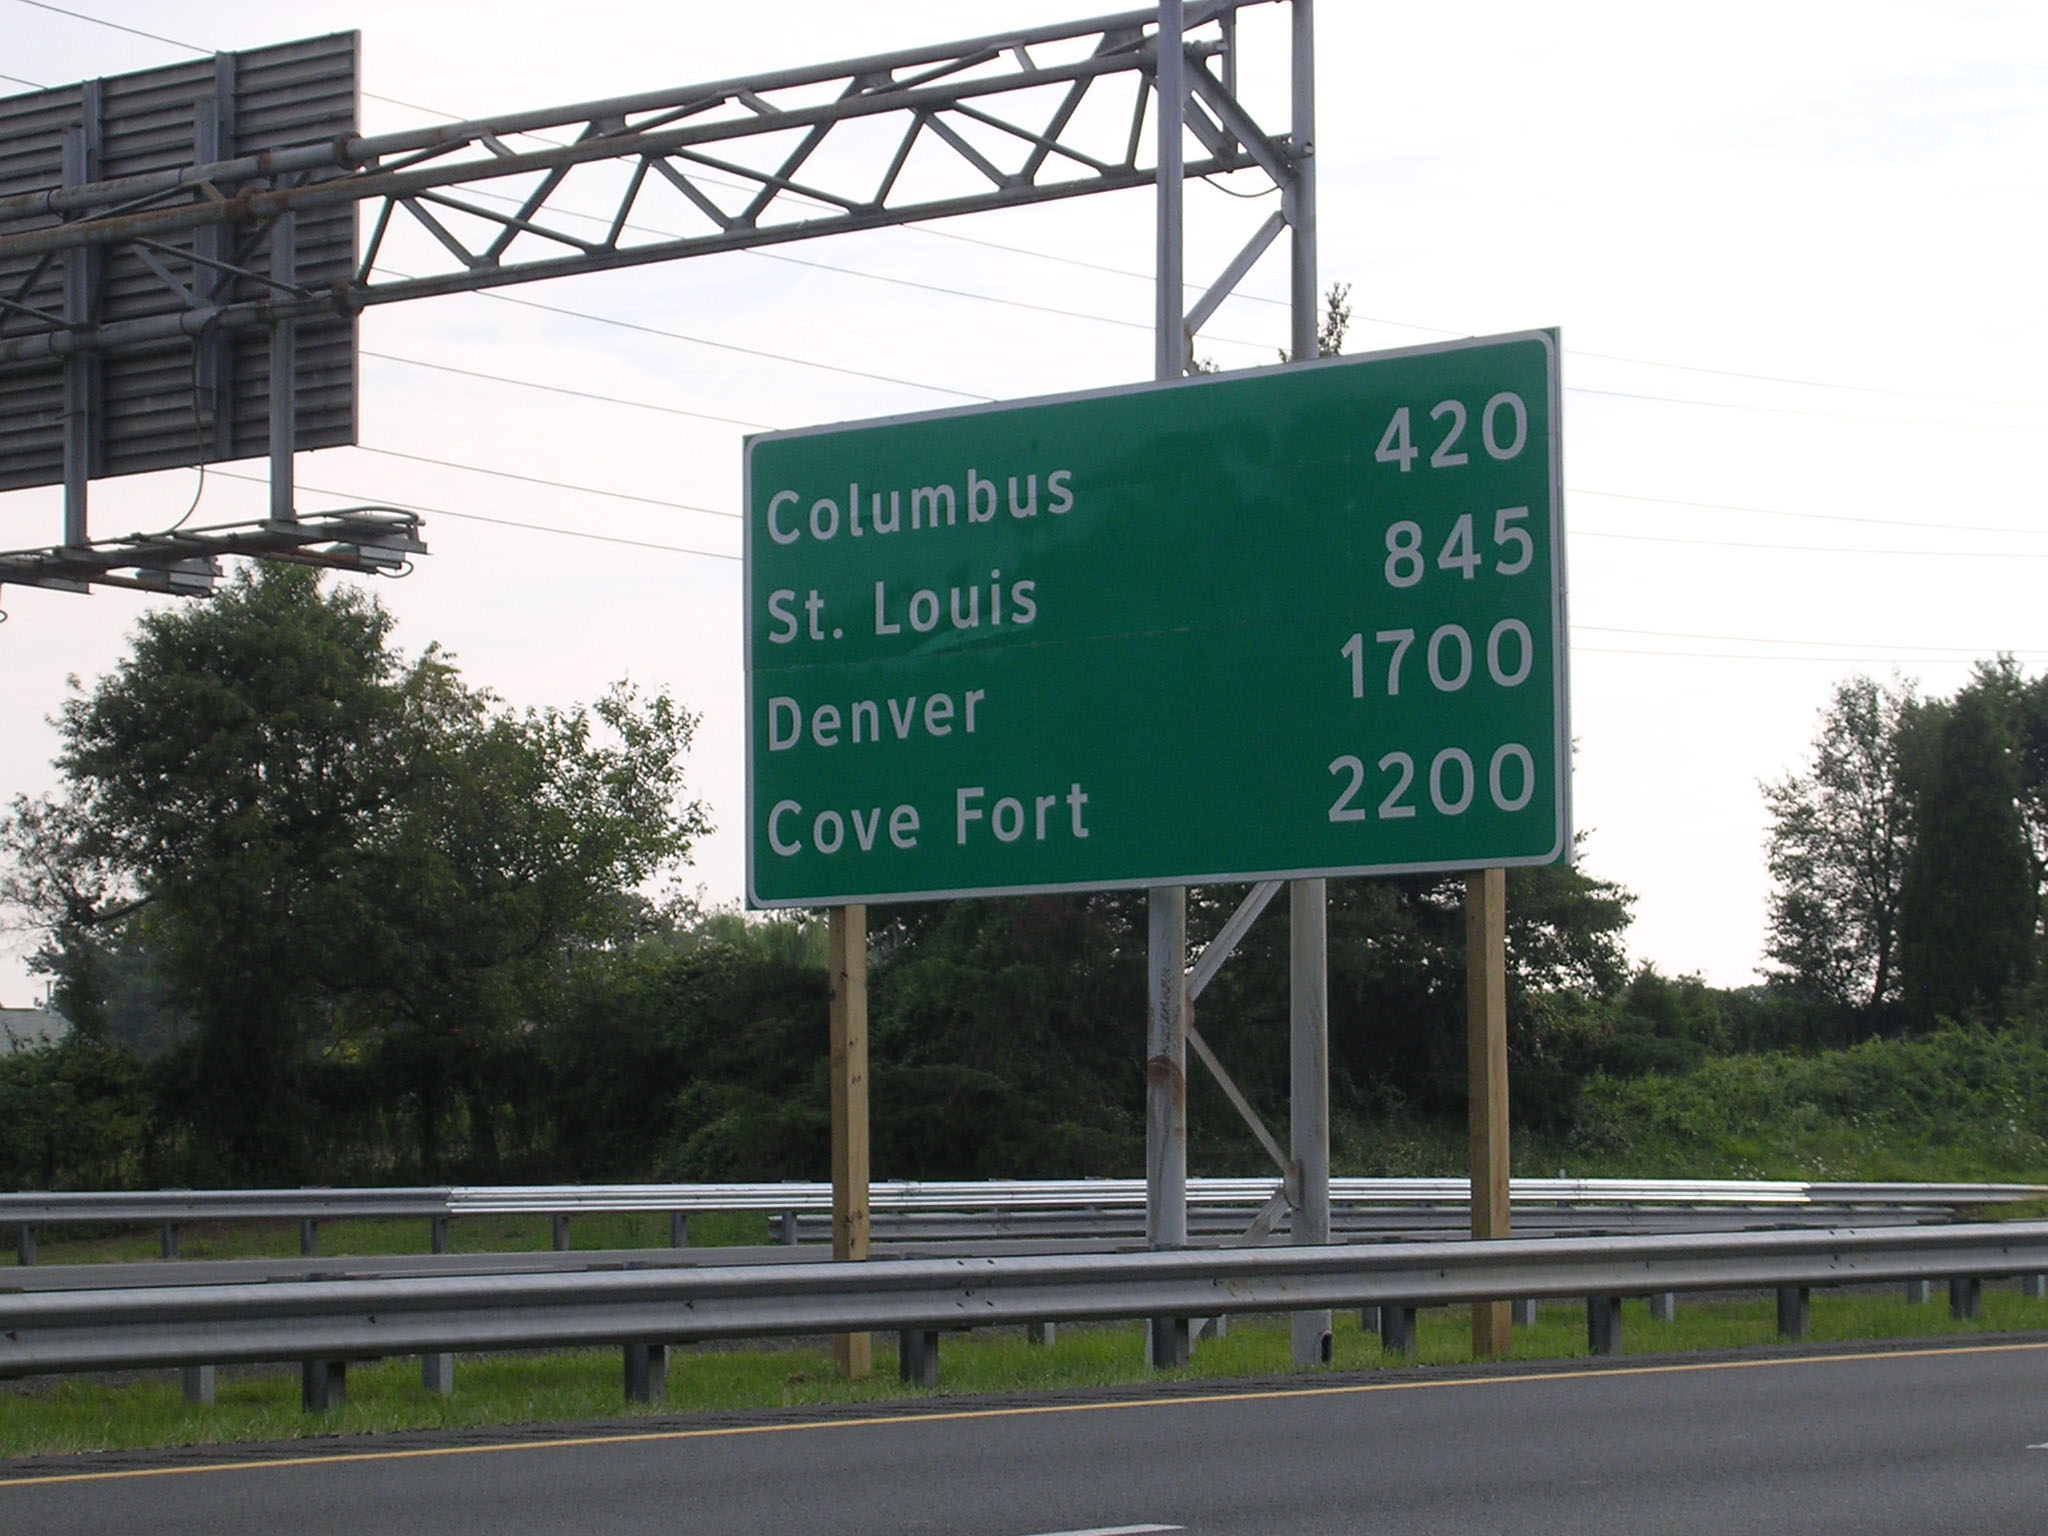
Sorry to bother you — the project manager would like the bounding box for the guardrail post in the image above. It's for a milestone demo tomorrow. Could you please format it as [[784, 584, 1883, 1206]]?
[[419, 1213, 455, 1395], [1906, 1279, 1932, 1305], [160, 1223, 179, 1259], [1511, 1299, 1537, 1328], [623, 1342, 667, 1404], [301, 1358, 346, 1412], [1586, 1295, 1622, 1356], [179, 1365, 216, 1405], [898, 1328, 940, 1387], [16, 1224, 35, 1266], [2024, 1273, 2046, 1301], [299, 1219, 318, 1256], [1358, 1304, 1381, 1335], [551, 1214, 572, 1252], [1027, 1322, 1056, 1346], [670, 1212, 689, 1248], [772, 1210, 798, 1245], [1379, 1305, 1417, 1358], [1949, 1276, 1981, 1320], [1648, 1292, 1676, 1324], [1775, 1285, 1811, 1338]]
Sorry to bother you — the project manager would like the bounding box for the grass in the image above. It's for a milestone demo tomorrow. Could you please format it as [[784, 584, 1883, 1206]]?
[[5, 1285, 2047, 1461]]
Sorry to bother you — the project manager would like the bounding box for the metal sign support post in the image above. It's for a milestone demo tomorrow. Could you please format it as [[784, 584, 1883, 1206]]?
[[59, 88, 101, 552], [1145, 0, 1193, 1373], [1467, 868, 1512, 1355], [267, 211, 297, 524], [829, 904, 872, 1378], [1283, 0, 1331, 1373]]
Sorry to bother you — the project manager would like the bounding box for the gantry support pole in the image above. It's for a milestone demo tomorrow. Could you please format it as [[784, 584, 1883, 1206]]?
[[829, 904, 872, 1378], [1468, 868, 1512, 1356], [1145, 0, 1192, 1372]]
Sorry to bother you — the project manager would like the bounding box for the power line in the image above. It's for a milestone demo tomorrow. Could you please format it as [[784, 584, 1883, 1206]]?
[[209, 469, 738, 560], [22, 0, 2047, 425], [1575, 645, 2035, 665], [1573, 384, 2044, 432], [1571, 488, 2048, 540], [9, 0, 482, 125], [361, 350, 775, 429], [455, 285, 994, 403], [183, 479, 2048, 663], [438, 188, 2046, 433], [1, 70, 47, 89], [1576, 624, 2048, 657], [1575, 527, 2048, 559], [352, 446, 739, 520], [14, 0, 202, 54], [453, 181, 1282, 355]]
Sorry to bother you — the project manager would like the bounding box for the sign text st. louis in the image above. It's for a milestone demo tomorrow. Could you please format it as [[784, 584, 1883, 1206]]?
[[745, 331, 1568, 907]]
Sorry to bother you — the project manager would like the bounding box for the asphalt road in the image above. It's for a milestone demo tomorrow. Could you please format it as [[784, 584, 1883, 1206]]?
[[5, 1338, 2047, 1534]]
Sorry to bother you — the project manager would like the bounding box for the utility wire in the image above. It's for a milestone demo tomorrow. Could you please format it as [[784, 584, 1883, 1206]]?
[[1572, 645, 2029, 665], [1575, 527, 2048, 559], [422, 189, 2044, 431], [453, 285, 994, 403], [198, 472, 2047, 663], [25, 0, 2041, 418], [352, 446, 739, 519], [361, 350, 774, 429], [1574, 384, 2043, 432], [10, 0, 464, 122], [31, 0, 2048, 424], [1571, 488, 2048, 540], [454, 182, 1280, 355], [1576, 623, 2048, 657], [209, 469, 737, 560]]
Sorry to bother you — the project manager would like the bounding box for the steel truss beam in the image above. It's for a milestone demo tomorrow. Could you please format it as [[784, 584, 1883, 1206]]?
[[0, 1, 1290, 365], [0, 1, 1299, 599]]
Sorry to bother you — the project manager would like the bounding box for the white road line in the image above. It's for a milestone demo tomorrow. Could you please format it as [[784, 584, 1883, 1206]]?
[[2027, 1442, 2048, 1450], [1020, 1527, 1183, 1536]]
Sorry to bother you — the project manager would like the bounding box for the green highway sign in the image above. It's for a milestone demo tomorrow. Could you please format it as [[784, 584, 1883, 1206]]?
[[744, 330, 1568, 906]]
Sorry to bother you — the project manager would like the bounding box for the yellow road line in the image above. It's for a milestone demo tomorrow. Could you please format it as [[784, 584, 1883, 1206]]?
[[5, 1337, 2046, 1491]]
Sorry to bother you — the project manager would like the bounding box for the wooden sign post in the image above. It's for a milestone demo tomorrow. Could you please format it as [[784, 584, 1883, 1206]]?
[[1467, 868, 1512, 1357], [829, 903, 871, 1378]]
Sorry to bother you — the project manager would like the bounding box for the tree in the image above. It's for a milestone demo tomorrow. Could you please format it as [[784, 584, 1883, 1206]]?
[[1964, 656, 2048, 888], [3, 565, 707, 1182], [1895, 683, 2038, 1025], [1760, 676, 1918, 1020]]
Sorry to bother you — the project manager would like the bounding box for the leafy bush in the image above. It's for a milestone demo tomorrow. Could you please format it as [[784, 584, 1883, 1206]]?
[[1566, 1024, 2048, 1180]]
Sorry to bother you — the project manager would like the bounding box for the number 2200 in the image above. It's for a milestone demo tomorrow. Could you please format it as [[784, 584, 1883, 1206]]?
[[1328, 744, 1536, 822]]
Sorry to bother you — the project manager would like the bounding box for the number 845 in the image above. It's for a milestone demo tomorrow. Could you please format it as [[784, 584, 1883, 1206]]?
[[1384, 506, 1533, 588]]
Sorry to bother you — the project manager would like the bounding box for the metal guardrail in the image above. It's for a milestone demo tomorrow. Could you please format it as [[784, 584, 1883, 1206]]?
[[9, 1178, 2039, 1266], [5, 1221, 2047, 1385], [8, 1176, 2039, 1228]]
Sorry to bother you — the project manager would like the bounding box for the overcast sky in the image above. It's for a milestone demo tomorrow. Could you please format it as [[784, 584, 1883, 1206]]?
[[3, 0, 2045, 1007]]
